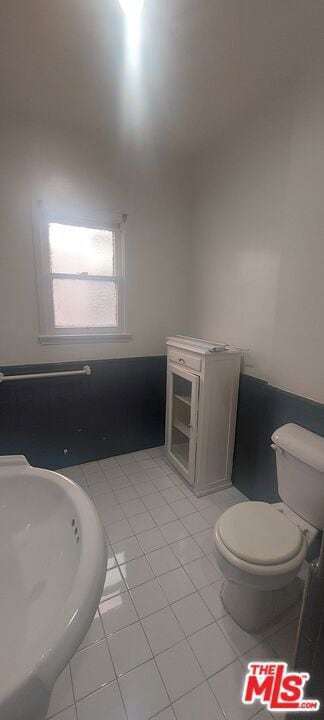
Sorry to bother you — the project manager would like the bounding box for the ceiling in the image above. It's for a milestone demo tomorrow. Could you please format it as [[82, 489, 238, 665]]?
[[0, 0, 323, 153]]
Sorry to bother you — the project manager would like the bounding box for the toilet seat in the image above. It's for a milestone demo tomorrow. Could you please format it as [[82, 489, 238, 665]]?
[[218, 501, 303, 565], [214, 501, 307, 580]]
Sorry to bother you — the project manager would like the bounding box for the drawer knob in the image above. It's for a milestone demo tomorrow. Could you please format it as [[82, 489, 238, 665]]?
[[178, 358, 186, 364]]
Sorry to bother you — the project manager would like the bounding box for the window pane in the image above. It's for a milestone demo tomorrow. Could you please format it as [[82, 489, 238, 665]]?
[[49, 223, 115, 275], [52, 279, 118, 328]]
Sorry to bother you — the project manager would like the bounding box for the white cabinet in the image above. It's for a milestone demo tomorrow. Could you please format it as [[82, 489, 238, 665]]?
[[165, 336, 241, 496]]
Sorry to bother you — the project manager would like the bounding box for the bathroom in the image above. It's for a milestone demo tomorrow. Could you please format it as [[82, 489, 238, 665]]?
[[1, 1, 324, 719]]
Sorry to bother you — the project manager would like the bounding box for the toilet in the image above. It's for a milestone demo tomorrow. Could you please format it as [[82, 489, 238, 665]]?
[[213, 423, 324, 632]]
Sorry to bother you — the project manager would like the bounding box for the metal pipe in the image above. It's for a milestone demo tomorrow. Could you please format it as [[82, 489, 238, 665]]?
[[0, 365, 91, 383]]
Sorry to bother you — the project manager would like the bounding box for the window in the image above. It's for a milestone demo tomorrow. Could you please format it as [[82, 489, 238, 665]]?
[[33, 203, 129, 343]]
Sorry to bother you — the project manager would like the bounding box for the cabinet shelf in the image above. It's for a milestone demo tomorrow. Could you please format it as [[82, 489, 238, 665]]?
[[172, 441, 189, 468], [172, 419, 191, 438], [174, 393, 191, 406]]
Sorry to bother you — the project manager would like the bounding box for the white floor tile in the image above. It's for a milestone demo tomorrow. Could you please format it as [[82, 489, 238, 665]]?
[[155, 639, 204, 702], [150, 505, 178, 525], [217, 614, 261, 656], [78, 610, 104, 650], [93, 491, 119, 511], [267, 619, 298, 665], [181, 512, 210, 534], [132, 450, 151, 460], [190, 495, 216, 511], [171, 536, 204, 564], [206, 551, 224, 575], [184, 557, 220, 589], [120, 556, 155, 588], [47, 665, 74, 718], [103, 466, 127, 480], [160, 520, 189, 544], [139, 458, 159, 470], [84, 470, 105, 486], [70, 639, 115, 700], [161, 487, 186, 503], [158, 567, 196, 604], [82, 461, 102, 475], [148, 446, 166, 457], [172, 592, 214, 636], [76, 680, 126, 720], [143, 492, 167, 510], [128, 470, 150, 484], [199, 581, 227, 620], [118, 454, 137, 466], [173, 681, 224, 720], [99, 457, 119, 470], [209, 659, 257, 719], [147, 546, 180, 576], [152, 475, 176, 491], [129, 511, 156, 533], [106, 519, 134, 544], [169, 498, 196, 518], [240, 640, 278, 667], [100, 592, 138, 636], [89, 481, 113, 497], [122, 498, 147, 517], [114, 486, 139, 504], [145, 466, 170, 481], [101, 504, 125, 526], [101, 567, 127, 601], [193, 528, 214, 555], [137, 527, 168, 553], [135, 480, 157, 497], [153, 708, 176, 720], [108, 621, 152, 676], [52, 707, 76, 720], [188, 623, 236, 677], [201, 506, 223, 525], [106, 543, 117, 569], [112, 536, 143, 564], [109, 474, 132, 490], [142, 606, 185, 654], [130, 578, 169, 619], [119, 659, 169, 720]]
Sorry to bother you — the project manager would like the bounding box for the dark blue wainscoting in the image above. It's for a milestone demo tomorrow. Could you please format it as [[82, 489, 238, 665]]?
[[0, 356, 167, 469], [232, 374, 324, 502]]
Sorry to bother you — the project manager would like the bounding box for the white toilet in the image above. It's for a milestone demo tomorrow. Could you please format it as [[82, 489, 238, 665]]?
[[213, 423, 324, 632]]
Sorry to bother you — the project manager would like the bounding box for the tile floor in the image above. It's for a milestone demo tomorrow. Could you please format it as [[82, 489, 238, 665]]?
[[47, 447, 301, 720]]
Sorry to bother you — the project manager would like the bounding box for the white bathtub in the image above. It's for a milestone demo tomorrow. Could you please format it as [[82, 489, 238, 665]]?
[[0, 456, 107, 720]]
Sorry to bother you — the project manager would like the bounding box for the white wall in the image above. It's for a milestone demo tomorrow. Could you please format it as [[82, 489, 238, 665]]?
[[270, 60, 324, 402], [190, 56, 324, 404], [0, 114, 191, 365]]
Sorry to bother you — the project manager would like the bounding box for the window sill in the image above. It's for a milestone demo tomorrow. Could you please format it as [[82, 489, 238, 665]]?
[[38, 333, 133, 345]]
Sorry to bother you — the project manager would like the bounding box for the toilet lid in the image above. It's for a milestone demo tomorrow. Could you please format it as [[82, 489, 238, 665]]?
[[218, 502, 303, 566]]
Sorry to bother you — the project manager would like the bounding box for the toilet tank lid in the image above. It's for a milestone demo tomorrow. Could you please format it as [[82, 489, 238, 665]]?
[[272, 423, 324, 472]]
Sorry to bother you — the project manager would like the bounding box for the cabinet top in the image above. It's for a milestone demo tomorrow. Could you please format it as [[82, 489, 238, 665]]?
[[166, 335, 241, 356]]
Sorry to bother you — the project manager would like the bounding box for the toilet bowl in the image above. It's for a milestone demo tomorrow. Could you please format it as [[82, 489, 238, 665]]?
[[214, 501, 308, 631], [213, 423, 324, 632]]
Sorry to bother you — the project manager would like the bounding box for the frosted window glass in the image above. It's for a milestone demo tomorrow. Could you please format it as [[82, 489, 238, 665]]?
[[49, 223, 115, 275], [53, 279, 118, 328]]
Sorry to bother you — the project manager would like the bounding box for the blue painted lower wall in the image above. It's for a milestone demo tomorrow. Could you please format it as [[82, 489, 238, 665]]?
[[0, 356, 167, 469], [232, 374, 324, 502], [1, 357, 323, 508]]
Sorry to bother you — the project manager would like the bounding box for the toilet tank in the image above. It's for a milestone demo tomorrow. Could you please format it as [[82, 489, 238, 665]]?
[[271, 423, 324, 530]]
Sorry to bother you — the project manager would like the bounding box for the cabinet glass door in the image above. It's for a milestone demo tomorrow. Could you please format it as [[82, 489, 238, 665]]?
[[166, 365, 199, 486]]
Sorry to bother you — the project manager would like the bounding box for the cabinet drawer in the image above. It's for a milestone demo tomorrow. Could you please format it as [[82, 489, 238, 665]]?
[[168, 350, 202, 372]]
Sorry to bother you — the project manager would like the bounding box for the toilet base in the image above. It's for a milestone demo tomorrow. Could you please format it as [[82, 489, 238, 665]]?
[[221, 576, 302, 632]]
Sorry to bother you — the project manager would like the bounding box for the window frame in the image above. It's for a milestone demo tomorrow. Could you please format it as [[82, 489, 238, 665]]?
[[33, 201, 130, 344]]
